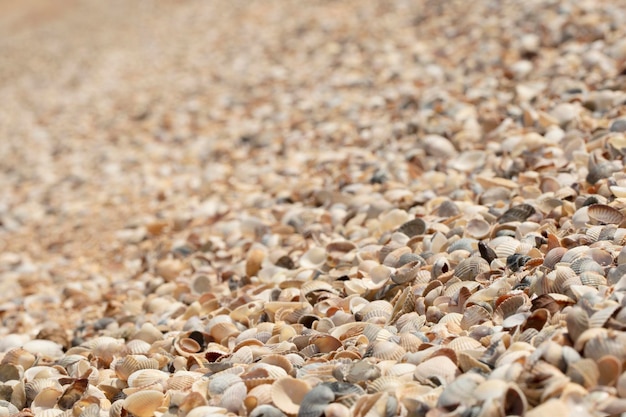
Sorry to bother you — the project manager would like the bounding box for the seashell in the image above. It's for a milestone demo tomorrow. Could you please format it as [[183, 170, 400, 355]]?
[[583, 329, 626, 362], [168, 372, 200, 391], [588, 204, 625, 225], [209, 373, 243, 396], [396, 218, 426, 238], [191, 273, 215, 296], [127, 369, 169, 389], [597, 355, 621, 386], [494, 294, 527, 324], [457, 351, 490, 373], [271, 377, 311, 416], [382, 246, 412, 267], [437, 373, 483, 410], [362, 264, 391, 290], [123, 390, 167, 417], [126, 339, 151, 355], [525, 398, 569, 417], [299, 247, 327, 269], [589, 304, 620, 328], [25, 378, 62, 402], [465, 218, 491, 239], [447, 336, 483, 353], [391, 260, 421, 284], [460, 305, 492, 330], [454, 257, 490, 281], [566, 358, 599, 388], [414, 356, 459, 386], [31, 386, 63, 409], [543, 247, 567, 269], [249, 405, 286, 417], [353, 391, 396, 417], [1, 348, 36, 370], [498, 204, 536, 224], [566, 307, 589, 343], [220, 381, 247, 413], [365, 341, 406, 361]]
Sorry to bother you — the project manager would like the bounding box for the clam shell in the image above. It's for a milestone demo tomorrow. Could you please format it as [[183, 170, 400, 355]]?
[[271, 377, 311, 416], [123, 390, 167, 417]]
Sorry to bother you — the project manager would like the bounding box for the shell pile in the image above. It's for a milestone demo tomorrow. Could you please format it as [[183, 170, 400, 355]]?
[[3, 0, 626, 416]]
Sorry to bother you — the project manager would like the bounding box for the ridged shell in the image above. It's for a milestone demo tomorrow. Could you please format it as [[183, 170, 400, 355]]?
[[461, 305, 492, 330], [366, 341, 406, 361], [113, 356, 159, 381], [454, 257, 490, 281], [123, 390, 166, 417], [447, 336, 483, 352], [582, 329, 626, 361], [220, 381, 247, 413], [127, 369, 169, 389], [588, 204, 624, 225], [498, 204, 536, 223]]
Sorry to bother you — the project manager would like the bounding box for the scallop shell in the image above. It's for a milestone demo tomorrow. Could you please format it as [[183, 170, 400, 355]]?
[[123, 390, 167, 417], [588, 204, 625, 225], [271, 377, 311, 416]]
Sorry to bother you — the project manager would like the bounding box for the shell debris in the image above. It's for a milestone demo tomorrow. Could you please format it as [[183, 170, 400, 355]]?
[[4, 0, 626, 416]]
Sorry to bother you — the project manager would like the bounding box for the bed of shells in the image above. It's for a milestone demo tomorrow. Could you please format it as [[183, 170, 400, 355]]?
[[3, 0, 626, 416]]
